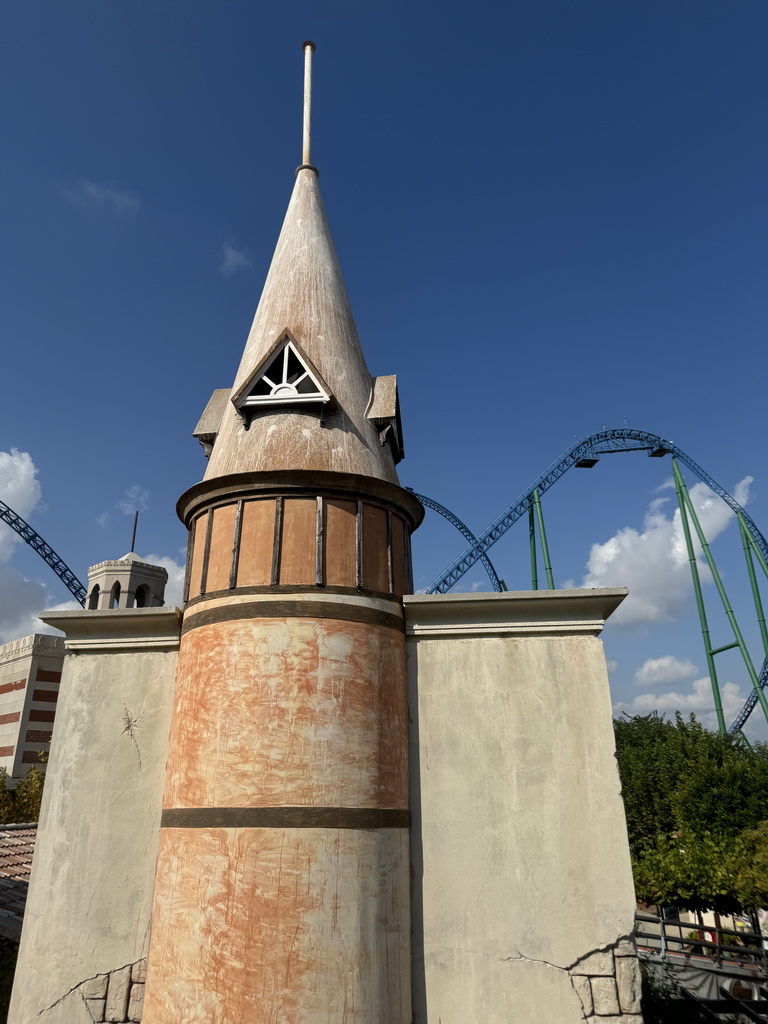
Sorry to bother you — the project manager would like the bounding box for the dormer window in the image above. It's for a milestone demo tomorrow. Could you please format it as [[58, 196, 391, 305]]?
[[233, 334, 331, 412]]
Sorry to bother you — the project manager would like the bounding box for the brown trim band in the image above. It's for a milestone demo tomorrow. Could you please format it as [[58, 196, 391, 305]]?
[[177, 469, 425, 531], [161, 807, 410, 829], [182, 598, 404, 636], [185, 583, 403, 608]]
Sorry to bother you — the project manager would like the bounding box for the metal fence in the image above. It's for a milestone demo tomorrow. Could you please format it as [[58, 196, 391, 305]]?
[[636, 910, 768, 976]]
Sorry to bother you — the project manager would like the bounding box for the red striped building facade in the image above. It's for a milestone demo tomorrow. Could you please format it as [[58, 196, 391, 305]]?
[[0, 634, 63, 778]]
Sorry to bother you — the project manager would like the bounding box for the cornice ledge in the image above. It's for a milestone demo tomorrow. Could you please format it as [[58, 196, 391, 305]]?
[[38, 608, 183, 652], [403, 588, 627, 639]]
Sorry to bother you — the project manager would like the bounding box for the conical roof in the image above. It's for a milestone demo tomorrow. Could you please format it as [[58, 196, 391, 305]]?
[[205, 168, 399, 485]]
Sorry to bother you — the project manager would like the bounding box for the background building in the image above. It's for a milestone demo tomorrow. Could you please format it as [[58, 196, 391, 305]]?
[[0, 635, 63, 781]]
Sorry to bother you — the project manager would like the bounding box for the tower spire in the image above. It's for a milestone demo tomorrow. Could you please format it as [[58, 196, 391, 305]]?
[[300, 40, 316, 171], [132, 40, 422, 1024]]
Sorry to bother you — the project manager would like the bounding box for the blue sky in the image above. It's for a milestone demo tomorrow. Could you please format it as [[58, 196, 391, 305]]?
[[1, 1, 766, 734]]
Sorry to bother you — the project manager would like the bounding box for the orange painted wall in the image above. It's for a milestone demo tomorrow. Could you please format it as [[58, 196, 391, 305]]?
[[164, 616, 408, 811], [144, 826, 410, 1024]]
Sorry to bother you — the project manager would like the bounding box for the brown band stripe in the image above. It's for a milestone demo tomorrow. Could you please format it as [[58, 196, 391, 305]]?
[[185, 583, 401, 608], [35, 669, 61, 683], [32, 689, 58, 703], [0, 679, 26, 696], [182, 599, 403, 637], [25, 730, 52, 744], [29, 710, 55, 723], [0, 713, 20, 726], [161, 807, 410, 830]]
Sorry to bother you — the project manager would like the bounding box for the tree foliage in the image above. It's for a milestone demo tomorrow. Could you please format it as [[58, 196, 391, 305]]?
[[614, 713, 768, 912], [0, 756, 47, 825]]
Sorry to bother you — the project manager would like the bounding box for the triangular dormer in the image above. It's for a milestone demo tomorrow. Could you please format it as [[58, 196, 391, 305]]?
[[232, 332, 331, 413]]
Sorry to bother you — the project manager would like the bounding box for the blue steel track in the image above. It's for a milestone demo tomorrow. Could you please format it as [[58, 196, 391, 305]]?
[[0, 500, 86, 605], [414, 428, 768, 734]]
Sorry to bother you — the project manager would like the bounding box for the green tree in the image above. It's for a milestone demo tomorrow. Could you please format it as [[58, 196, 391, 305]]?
[[733, 820, 768, 911], [0, 772, 15, 826], [13, 765, 46, 824], [0, 755, 47, 825], [614, 712, 768, 912]]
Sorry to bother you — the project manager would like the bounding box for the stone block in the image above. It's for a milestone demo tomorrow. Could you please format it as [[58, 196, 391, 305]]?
[[80, 976, 108, 999], [614, 938, 637, 957], [105, 964, 131, 1021], [587, 1017, 644, 1023], [590, 975, 620, 1015], [615, 955, 641, 1013], [85, 999, 106, 1022], [571, 949, 614, 976], [128, 981, 145, 1022], [572, 974, 593, 1015], [586, 1017, 641, 1023], [131, 959, 147, 983]]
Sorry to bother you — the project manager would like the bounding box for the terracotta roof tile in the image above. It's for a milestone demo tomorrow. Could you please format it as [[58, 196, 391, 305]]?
[[0, 823, 36, 939]]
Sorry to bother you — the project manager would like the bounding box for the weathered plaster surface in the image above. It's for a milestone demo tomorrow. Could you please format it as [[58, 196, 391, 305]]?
[[165, 616, 408, 809], [143, 827, 410, 1024], [9, 611, 179, 1024], [405, 591, 642, 1023]]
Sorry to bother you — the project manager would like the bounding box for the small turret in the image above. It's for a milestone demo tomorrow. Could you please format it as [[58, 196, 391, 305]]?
[[86, 553, 167, 610]]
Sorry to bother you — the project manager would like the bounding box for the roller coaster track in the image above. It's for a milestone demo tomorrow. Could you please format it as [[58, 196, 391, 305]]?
[[0, 500, 86, 605], [417, 428, 768, 733], [405, 489, 504, 592]]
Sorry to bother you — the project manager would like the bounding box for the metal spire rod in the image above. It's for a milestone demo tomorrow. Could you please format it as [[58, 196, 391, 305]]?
[[131, 510, 139, 552], [302, 41, 316, 167]]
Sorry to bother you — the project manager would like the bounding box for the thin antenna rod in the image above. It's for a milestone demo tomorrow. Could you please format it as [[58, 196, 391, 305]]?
[[131, 510, 139, 553], [302, 41, 316, 167]]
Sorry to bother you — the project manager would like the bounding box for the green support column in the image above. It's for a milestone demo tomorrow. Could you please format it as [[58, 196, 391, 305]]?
[[532, 489, 555, 589], [672, 459, 726, 735], [738, 513, 768, 663], [529, 504, 538, 590], [673, 459, 768, 728]]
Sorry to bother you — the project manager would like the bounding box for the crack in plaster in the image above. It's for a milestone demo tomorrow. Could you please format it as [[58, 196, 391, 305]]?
[[499, 934, 636, 1022], [80, 753, 163, 830], [121, 705, 144, 772], [26, 960, 140, 1022], [565, 934, 635, 973], [499, 934, 633, 974]]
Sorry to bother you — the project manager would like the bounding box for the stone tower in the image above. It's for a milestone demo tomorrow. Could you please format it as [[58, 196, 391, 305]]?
[[86, 553, 167, 609], [142, 42, 423, 1023], [10, 42, 644, 1024]]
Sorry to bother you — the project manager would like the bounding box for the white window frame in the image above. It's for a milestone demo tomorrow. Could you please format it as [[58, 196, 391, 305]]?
[[239, 340, 330, 407]]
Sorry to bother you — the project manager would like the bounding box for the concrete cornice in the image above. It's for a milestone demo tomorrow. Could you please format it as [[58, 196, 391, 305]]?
[[0, 633, 65, 662], [38, 608, 183, 652], [403, 588, 627, 639]]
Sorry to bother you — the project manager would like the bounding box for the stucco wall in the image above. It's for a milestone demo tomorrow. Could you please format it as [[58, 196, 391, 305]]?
[[404, 590, 642, 1024], [9, 609, 180, 1024]]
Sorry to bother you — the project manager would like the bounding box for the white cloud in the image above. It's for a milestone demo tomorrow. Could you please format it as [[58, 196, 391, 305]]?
[[606, 659, 618, 673], [117, 485, 150, 516], [634, 655, 698, 687], [614, 676, 747, 733], [574, 476, 753, 626], [62, 179, 141, 215], [450, 578, 488, 594], [221, 240, 252, 276], [0, 567, 81, 645], [140, 553, 185, 607], [96, 512, 109, 528], [0, 449, 42, 564], [0, 449, 84, 642]]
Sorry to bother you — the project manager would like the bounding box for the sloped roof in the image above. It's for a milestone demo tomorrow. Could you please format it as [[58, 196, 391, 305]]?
[[204, 168, 400, 484], [0, 822, 36, 940]]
